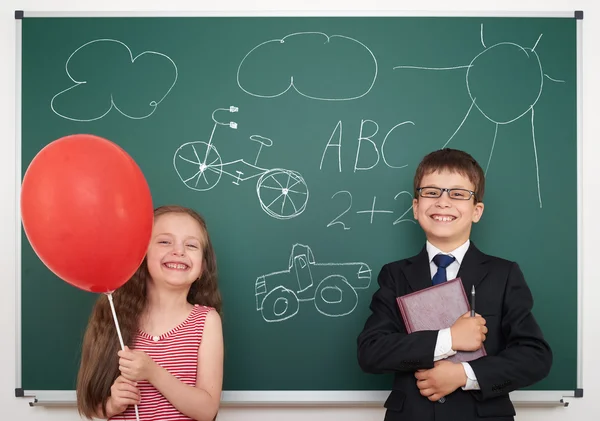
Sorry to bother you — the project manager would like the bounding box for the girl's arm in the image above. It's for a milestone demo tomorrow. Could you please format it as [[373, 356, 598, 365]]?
[[149, 310, 224, 420], [92, 376, 141, 419], [93, 397, 124, 419]]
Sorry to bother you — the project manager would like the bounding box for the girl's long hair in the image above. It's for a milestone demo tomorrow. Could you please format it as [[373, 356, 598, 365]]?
[[76, 205, 221, 418]]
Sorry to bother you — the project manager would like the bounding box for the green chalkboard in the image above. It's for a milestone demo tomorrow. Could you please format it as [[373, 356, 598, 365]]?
[[18, 14, 579, 399]]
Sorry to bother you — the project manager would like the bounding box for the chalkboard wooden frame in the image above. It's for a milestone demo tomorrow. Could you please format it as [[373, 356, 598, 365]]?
[[13, 9, 584, 407]]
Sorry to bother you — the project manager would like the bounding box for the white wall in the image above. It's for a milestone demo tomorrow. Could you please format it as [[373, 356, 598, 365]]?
[[1, 1, 597, 420]]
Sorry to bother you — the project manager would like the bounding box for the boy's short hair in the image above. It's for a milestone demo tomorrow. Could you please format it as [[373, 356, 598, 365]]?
[[413, 148, 485, 202]]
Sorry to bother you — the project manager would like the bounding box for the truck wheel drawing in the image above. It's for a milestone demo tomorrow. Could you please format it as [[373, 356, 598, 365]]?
[[255, 244, 372, 322], [173, 106, 309, 220]]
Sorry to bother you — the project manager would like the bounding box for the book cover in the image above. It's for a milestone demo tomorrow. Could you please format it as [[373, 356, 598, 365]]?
[[396, 277, 486, 363]]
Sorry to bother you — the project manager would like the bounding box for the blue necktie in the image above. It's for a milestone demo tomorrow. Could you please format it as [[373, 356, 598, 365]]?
[[432, 253, 456, 285]]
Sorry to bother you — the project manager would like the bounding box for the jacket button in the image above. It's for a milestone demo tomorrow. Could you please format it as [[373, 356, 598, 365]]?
[[438, 397, 446, 404]]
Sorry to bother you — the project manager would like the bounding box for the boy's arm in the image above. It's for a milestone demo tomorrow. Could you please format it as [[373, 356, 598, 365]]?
[[467, 262, 552, 401], [357, 264, 440, 373], [435, 328, 458, 361], [461, 362, 480, 389]]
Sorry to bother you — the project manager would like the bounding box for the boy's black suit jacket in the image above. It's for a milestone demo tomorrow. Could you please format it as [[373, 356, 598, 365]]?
[[357, 242, 552, 421]]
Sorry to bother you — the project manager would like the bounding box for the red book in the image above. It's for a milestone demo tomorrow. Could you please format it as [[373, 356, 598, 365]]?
[[396, 277, 486, 363]]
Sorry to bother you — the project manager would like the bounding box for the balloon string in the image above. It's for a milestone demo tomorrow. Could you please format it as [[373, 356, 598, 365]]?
[[106, 292, 141, 421]]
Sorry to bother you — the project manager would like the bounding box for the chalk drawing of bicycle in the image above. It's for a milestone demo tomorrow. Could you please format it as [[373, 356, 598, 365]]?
[[173, 106, 309, 220]]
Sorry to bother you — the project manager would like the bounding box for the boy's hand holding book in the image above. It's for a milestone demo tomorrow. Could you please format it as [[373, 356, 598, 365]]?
[[450, 312, 488, 352], [396, 278, 488, 363]]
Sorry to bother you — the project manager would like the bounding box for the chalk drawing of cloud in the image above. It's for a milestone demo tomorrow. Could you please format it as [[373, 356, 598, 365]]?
[[50, 39, 178, 122], [237, 32, 378, 101]]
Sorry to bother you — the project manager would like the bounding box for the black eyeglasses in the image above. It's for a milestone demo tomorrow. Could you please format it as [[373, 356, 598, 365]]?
[[416, 187, 476, 201]]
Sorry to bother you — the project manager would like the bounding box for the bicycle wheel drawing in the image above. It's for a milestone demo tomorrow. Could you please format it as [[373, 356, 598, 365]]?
[[256, 168, 309, 220], [173, 141, 223, 191]]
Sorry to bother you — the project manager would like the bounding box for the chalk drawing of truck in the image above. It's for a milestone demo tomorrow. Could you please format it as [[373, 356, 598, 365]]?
[[255, 244, 372, 322]]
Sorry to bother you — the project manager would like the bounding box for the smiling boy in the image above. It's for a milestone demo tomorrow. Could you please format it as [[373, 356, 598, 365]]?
[[357, 148, 552, 421]]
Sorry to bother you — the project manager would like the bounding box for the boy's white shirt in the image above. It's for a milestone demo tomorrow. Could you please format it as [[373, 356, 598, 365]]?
[[427, 239, 480, 391]]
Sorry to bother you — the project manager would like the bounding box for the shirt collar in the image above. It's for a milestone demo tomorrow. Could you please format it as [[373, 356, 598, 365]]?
[[426, 239, 470, 265]]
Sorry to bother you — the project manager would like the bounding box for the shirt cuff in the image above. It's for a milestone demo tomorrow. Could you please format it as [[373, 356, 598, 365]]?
[[433, 328, 457, 361], [461, 362, 481, 390]]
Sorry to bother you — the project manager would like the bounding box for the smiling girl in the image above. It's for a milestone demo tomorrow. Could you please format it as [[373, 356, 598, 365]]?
[[76, 205, 223, 421]]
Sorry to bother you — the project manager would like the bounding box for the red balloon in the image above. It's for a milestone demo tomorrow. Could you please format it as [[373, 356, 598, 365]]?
[[20, 134, 154, 293]]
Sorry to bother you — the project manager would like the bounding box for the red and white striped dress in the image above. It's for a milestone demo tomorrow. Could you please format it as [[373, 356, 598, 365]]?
[[111, 304, 212, 421]]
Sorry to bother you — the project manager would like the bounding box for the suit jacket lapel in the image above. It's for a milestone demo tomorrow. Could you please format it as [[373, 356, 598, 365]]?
[[457, 242, 490, 295], [403, 246, 433, 293]]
